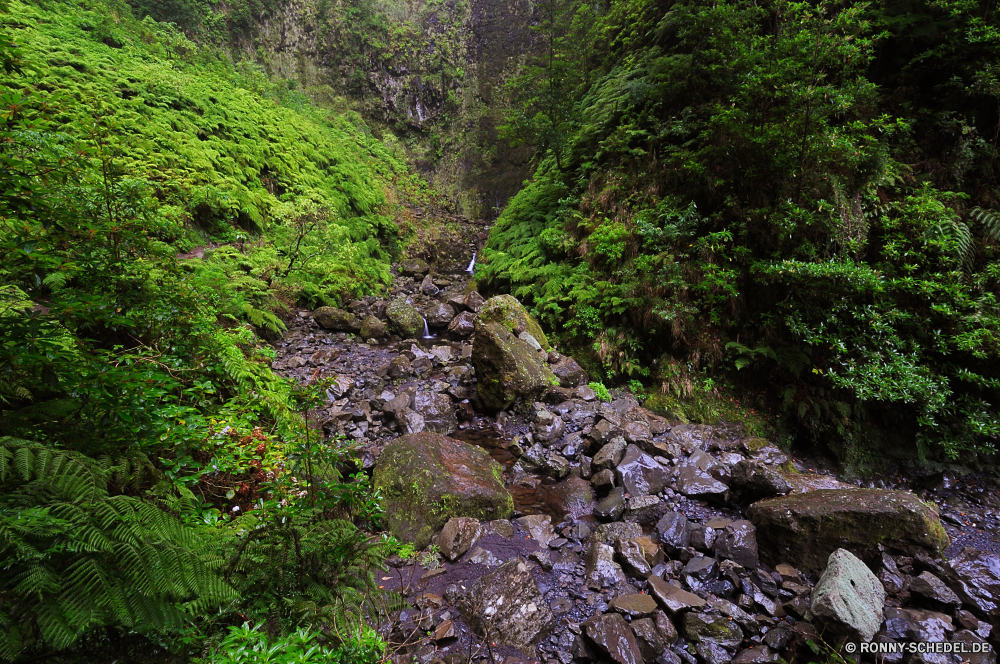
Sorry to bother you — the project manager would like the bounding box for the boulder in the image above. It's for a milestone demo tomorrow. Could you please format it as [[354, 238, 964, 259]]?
[[713, 520, 759, 569], [947, 547, 1000, 616], [615, 538, 653, 578], [683, 611, 744, 649], [616, 444, 670, 496], [476, 294, 550, 349], [909, 571, 961, 608], [810, 548, 886, 643], [426, 302, 456, 327], [551, 355, 588, 387], [435, 517, 480, 561], [593, 438, 628, 471], [457, 558, 556, 655], [677, 466, 731, 505], [372, 432, 513, 548], [883, 607, 954, 642], [746, 488, 949, 572], [730, 459, 792, 502], [583, 613, 643, 664], [313, 306, 359, 331], [386, 298, 424, 337], [585, 541, 629, 589], [594, 487, 626, 522], [472, 320, 557, 412], [413, 391, 457, 435], [399, 257, 429, 276], [447, 310, 476, 336], [420, 274, 439, 296], [360, 315, 387, 339], [656, 512, 692, 554], [647, 575, 707, 614]]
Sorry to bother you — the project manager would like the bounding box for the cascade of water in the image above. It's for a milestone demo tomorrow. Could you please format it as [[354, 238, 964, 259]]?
[[422, 317, 434, 339], [466, 252, 476, 273]]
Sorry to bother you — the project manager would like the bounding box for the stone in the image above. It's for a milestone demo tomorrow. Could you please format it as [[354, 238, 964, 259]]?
[[554, 477, 597, 517], [457, 558, 556, 655], [446, 310, 476, 337], [585, 541, 629, 589], [647, 575, 707, 614], [592, 468, 616, 489], [425, 302, 456, 327], [360, 315, 387, 339], [617, 444, 671, 496], [595, 487, 626, 521], [435, 517, 480, 561], [696, 639, 736, 664], [615, 538, 653, 578], [677, 466, 731, 505], [467, 547, 502, 566], [481, 519, 515, 538], [463, 290, 486, 312], [533, 412, 565, 443], [550, 355, 588, 387], [313, 306, 359, 331], [746, 488, 950, 572], [529, 550, 553, 571], [413, 391, 457, 435], [630, 617, 666, 662], [947, 546, 1000, 615], [593, 438, 628, 471], [883, 607, 954, 642], [909, 571, 961, 607], [386, 298, 424, 337], [810, 548, 886, 643], [633, 536, 665, 567], [656, 512, 692, 554], [623, 420, 653, 444], [514, 514, 557, 548], [713, 520, 759, 569], [583, 613, 643, 664], [518, 330, 543, 351], [472, 320, 557, 412], [683, 611, 744, 649], [400, 258, 430, 276], [388, 355, 412, 378], [475, 294, 550, 350], [383, 391, 412, 414], [682, 555, 718, 582], [729, 459, 792, 502], [420, 274, 439, 296], [594, 521, 643, 544], [732, 646, 780, 664], [952, 630, 996, 664], [587, 418, 621, 448], [372, 433, 512, 548], [610, 593, 660, 618], [395, 408, 425, 434], [433, 619, 455, 641], [625, 494, 660, 524]]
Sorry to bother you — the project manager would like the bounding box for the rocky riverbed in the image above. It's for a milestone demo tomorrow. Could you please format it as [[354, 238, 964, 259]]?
[[270, 252, 1000, 664]]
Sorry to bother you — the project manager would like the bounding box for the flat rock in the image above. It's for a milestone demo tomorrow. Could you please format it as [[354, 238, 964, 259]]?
[[733, 646, 780, 664], [746, 488, 949, 572], [730, 459, 792, 502], [677, 466, 731, 505], [810, 548, 886, 643], [683, 611, 744, 649], [609, 593, 660, 618], [399, 257, 430, 276], [883, 607, 955, 642], [514, 514, 557, 548], [647, 575, 707, 614], [583, 613, 643, 664]]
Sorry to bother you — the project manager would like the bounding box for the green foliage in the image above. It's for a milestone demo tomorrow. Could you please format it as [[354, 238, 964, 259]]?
[[206, 623, 383, 664], [483, 0, 1000, 465], [588, 381, 612, 402]]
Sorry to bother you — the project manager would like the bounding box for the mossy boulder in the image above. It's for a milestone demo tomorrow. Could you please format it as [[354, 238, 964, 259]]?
[[476, 294, 551, 351], [746, 488, 949, 573], [313, 306, 359, 331], [372, 432, 513, 548], [472, 321, 558, 412], [386, 298, 424, 337], [360, 315, 387, 339], [399, 258, 430, 276]]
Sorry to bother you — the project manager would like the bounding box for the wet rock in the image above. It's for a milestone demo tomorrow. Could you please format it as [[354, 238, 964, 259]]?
[[583, 613, 643, 664], [360, 315, 387, 339], [677, 466, 731, 506], [463, 290, 486, 312], [395, 408, 426, 434], [533, 409, 566, 443], [883, 607, 954, 642], [595, 487, 626, 521], [592, 468, 616, 490], [457, 558, 556, 655], [683, 555, 718, 583], [386, 298, 424, 337], [420, 274, 439, 296], [413, 391, 457, 435], [435, 517, 480, 561], [467, 547, 502, 566], [947, 546, 1000, 616], [952, 630, 996, 664], [551, 356, 588, 387], [529, 550, 553, 571], [594, 521, 643, 544], [587, 418, 622, 448], [730, 459, 792, 502], [400, 258, 429, 276], [713, 520, 759, 569], [373, 432, 513, 548], [617, 444, 671, 496], [625, 494, 660, 524], [810, 548, 886, 643], [472, 320, 557, 412], [878, 553, 906, 594], [313, 306, 359, 331], [585, 541, 629, 589], [909, 571, 961, 608], [610, 593, 660, 618], [593, 438, 628, 471], [425, 302, 456, 327], [647, 575, 708, 614], [732, 646, 780, 664], [475, 294, 550, 350], [683, 611, 744, 649], [623, 420, 653, 445], [481, 519, 515, 538], [746, 488, 950, 572], [388, 355, 412, 378], [446, 310, 475, 336], [762, 624, 793, 650], [697, 639, 736, 664], [555, 476, 597, 517], [615, 538, 653, 578], [514, 514, 557, 547], [631, 617, 666, 661], [657, 512, 692, 554]]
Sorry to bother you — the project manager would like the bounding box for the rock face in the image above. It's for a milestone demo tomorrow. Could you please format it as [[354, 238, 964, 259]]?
[[810, 548, 886, 643], [475, 294, 551, 350], [472, 320, 557, 412], [372, 432, 513, 548], [313, 306, 359, 331], [386, 298, 424, 337], [746, 488, 949, 572], [457, 558, 556, 655]]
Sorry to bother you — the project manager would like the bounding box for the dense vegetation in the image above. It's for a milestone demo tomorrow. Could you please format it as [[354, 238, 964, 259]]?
[[0, 0, 425, 659], [480, 0, 1000, 467]]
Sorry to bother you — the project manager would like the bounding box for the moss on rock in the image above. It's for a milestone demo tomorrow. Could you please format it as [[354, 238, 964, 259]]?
[[476, 294, 551, 351], [386, 298, 423, 337], [472, 320, 557, 412]]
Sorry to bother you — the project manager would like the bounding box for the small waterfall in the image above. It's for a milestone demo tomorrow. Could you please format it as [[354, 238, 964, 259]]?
[[422, 316, 434, 339], [466, 252, 476, 274]]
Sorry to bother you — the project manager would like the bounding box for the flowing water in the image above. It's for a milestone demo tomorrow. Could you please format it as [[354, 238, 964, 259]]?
[[465, 252, 476, 274]]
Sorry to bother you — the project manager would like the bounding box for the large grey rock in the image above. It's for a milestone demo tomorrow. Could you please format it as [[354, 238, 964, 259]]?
[[457, 558, 556, 655], [313, 306, 359, 331], [413, 391, 457, 435], [386, 298, 424, 337], [810, 548, 886, 643], [585, 541, 629, 589], [747, 488, 950, 572], [472, 317, 556, 412], [616, 444, 670, 496], [360, 315, 387, 339], [656, 512, 692, 554], [372, 432, 512, 548], [583, 612, 643, 664], [909, 571, 961, 608], [713, 520, 759, 569], [425, 302, 456, 327], [550, 356, 588, 387], [593, 438, 628, 471], [447, 310, 476, 336], [399, 257, 429, 276], [730, 459, 792, 502], [677, 466, 731, 505], [475, 294, 550, 349], [435, 517, 480, 561]]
